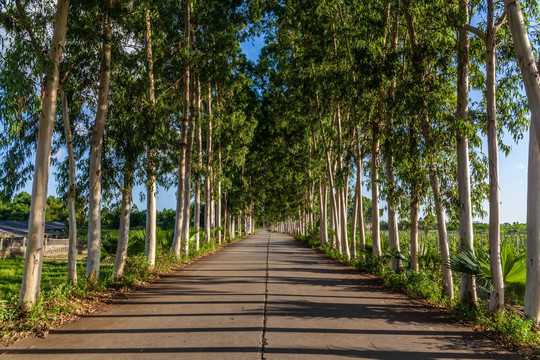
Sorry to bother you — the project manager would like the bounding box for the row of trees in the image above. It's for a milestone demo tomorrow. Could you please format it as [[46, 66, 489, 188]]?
[[2, 0, 540, 327], [0, 0, 261, 311], [261, 0, 540, 323]]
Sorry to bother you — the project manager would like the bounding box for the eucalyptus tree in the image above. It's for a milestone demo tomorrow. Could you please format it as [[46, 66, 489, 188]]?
[[58, 83, 77, 284], [86, 0, 114, 281], [144, 6, 157, 267], [137, 0, 183, 264], [457, 0, 531, 312], [400, 0, 462, 298], [105, 12, 150, 277], [54, 0, 114, 284], [0, 0, 70, 310], [465, 0, 507, 313], [382, 12, 401, 270], [499, 0, 540, 323], [171, 0, 191, 257], [454, 0, 478, 306]]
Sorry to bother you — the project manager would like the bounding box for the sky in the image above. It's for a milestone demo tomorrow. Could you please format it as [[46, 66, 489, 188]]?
[[19, 34, 529, 224]]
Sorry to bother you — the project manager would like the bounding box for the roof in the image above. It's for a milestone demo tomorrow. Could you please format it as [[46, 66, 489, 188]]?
[[0, 220, 65, 238]]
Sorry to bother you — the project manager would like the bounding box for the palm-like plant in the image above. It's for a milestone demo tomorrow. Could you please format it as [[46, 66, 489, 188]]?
[[449, 242, 526, 301]]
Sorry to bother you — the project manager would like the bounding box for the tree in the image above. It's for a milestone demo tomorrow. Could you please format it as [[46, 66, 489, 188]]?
[[17, 0, 70, 311]]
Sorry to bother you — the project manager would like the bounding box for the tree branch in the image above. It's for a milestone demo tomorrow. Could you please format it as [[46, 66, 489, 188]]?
[[463, 24, 486, 42], [14, 0, 45, 62], [495, 9, 507, 30]]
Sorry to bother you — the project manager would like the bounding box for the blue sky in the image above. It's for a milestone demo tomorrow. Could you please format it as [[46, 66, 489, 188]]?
[[20, 34, 529, 224]]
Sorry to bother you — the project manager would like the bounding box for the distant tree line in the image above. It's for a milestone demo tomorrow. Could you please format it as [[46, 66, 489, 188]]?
[[0, 192, 67, 222], [0, 191, 179, 230]]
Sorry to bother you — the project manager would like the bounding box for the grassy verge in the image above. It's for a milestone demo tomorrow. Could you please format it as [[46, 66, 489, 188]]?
[[293, 231, 540, 358], [0, 231, 245, 346]]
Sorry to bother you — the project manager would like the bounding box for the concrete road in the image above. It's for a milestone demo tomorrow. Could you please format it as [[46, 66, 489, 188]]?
[[0, 230, 522, 359]]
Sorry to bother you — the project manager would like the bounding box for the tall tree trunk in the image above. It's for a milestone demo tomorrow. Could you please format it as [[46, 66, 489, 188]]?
[[351, 158, 360, 258], [205, 86, 213, 244], [172, 0, 191, 256], [223, 196, 228, 242], [404, 4, 454, 286], [504, 0, 540, 151], [86, 0, 112, 281], [371, 127, 381, 257], [319, 182, 328, 246], [216, 151, 222, 244], [60, 85, 77, 285], [114, 173, 133, 278], [410, 196, 419, 272], [487, 0, 504, 313], [144, 10, 157, 267], [182, 98, 196, 254], [194, 78, 202, 250], [422, 121, 454, 300], [239, 211, 243, 235], [230, 214, 235, 240], [319, 118, 340, 251], [385, 15, 400, 271], [408, 118, 420, 270], [456, 0, 477, 306], [328, 187, 334, 247], [340, 181, 350, 258], [504, 0, 540, 323], [355, 140, 366, 253], [145, 153, 157, 265], [429, 167, 454, 299], [18, 0, 69, 310], [526, 122, 540, 324]]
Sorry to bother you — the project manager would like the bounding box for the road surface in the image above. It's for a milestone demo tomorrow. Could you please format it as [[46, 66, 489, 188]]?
[[0, 230, 521, 359]]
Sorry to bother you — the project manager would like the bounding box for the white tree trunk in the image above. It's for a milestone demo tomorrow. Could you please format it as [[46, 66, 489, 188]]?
[[351, 181, 359, 258], [145, 159, 157, 267], [427, 159, 454, 300], [60, 85, 78, 285], [237, 213, 241, 237], [340, 184, 350, 258], [456, 0, 477, 305], [385, 16, 400, 272], [17, 0, 69, 308], [371, 133, 381, 257], [410, 198, 419, 272], [328, 188, 334, 247], [86, 0, 112, 281], [114, 178, 132, 278], [216, 147, 222, 243], [172, 0, 191, 256], [144, 10, 157, 268], [355, 145, 366, 253], [222, 196, 228, 242], [182, 106, 196, 254], [526, 124, 540, 323], [231, 215, 235, 239], [505, 0, 540, 151], [319, 183, 328, 246], [487, 0, 504, 313], [503, 0, 540, 323], [205, 86, 213, 244], [194, 79, 202, 250]]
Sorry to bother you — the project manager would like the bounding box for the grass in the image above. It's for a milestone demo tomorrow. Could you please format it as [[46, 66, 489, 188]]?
[[294, 230, 540, 358], [0, 229, 245, 345]]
